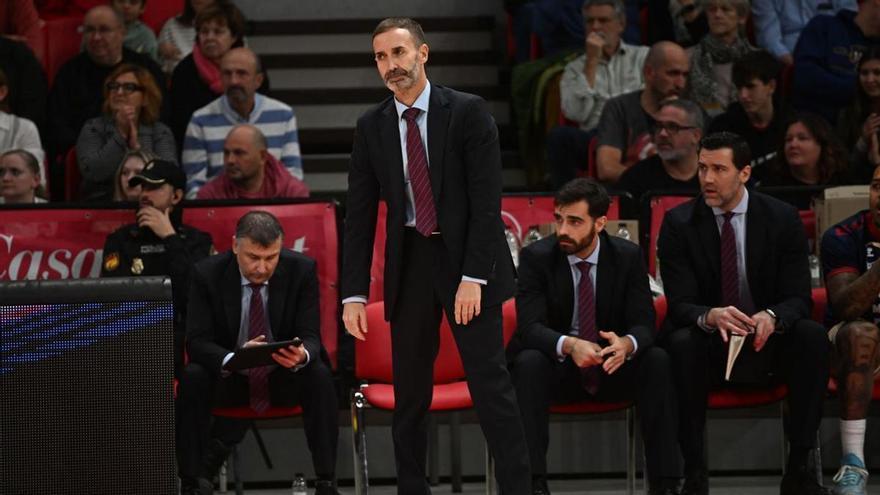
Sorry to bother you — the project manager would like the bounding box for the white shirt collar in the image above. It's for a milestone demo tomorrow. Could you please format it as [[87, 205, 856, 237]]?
[[394, 80, 431, 119], [240, 273, 268, 287]]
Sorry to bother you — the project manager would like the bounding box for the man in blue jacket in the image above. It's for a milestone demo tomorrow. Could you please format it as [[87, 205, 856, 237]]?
[[792, 0, 880, 123]]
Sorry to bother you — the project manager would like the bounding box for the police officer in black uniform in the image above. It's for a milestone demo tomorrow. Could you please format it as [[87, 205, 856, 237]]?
[[100, 159, 213, 376]]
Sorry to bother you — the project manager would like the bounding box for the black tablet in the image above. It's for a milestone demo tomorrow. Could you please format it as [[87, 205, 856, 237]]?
[[222, 337, 302, 371]]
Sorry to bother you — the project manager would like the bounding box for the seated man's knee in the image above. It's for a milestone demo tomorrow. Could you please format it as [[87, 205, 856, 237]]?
[[511, 349, 554, 380], [662, 327, 700, 357]]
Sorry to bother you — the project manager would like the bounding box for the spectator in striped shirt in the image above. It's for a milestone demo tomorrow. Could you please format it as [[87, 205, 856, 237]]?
[[181, 47, 301, 198]]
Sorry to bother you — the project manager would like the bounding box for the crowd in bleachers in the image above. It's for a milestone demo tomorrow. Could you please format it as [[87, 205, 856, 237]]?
[[0, 0, 306, 205], [512, 0, 880, 212]]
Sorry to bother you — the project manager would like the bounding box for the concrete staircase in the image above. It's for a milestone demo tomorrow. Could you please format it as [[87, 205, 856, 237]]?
[[240, 2, 522, 193]]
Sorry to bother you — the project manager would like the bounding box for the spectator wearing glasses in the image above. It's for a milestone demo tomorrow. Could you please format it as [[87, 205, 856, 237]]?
[[0, 149, 45, 204], [617, 98, 703, 205], [47, 5, 166, 162], [77, 64, 176, 201]]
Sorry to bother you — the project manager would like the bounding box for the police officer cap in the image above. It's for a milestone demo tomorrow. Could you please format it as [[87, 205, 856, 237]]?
[[129, 160, 186, 190]]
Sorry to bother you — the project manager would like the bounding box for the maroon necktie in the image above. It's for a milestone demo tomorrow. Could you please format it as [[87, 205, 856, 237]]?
[[575, 261, 600, 394], [402, 107, 437, 236], [247, 283, 271, 413], [720, 212, 740, 308]]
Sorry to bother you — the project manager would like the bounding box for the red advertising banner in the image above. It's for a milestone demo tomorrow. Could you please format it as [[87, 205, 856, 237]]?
[[0, 202, 340, 368]]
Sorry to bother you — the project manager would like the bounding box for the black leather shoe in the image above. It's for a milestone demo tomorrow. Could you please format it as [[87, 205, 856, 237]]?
[[314, 479, 341, 495], [195, 477, 214, 495], [681, 470, 708, 495], [780, 466, 830, 495], [649, 477, 681, 495], [532, 477, 551, 495]]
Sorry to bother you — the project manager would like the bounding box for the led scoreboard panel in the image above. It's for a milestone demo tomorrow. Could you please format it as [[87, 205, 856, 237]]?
[[0, 277, 175, 495]]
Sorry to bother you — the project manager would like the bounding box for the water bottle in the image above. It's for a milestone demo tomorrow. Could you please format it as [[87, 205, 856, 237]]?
[[522, 226, 542, 247], [505, 228, 521, 267], [616, 222, 631, 241], [291, 473, 307, 495], [808, 254, 821, 288]]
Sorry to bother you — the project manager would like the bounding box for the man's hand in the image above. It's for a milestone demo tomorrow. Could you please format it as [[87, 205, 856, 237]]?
[[272, 343, 307, 369], [243, 335, 266, 348], [454, 281, 481, 325], [751, 310, 776, 352], [565, 336, 604, 368], [342, 302, 368, 340], [137, 206, 176, 238], [706, 306, 756, 343], [585, 31, 606, 61], [599, 331, 634, 375]]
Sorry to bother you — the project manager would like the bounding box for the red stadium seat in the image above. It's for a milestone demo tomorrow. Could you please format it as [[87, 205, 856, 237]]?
[[351, 302, 478, 494], [209, 406, 304, 495], [63, 147, 81, 201], [648, 195, 692, 276], [141, 0, 184, 34], [503, 298, 637, 494], [43, 15, 84, 86]]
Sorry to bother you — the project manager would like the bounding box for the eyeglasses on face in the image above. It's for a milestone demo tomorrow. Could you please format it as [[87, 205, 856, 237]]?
[[79, 25, 119, 36], [106, 82, 145, 94], [652, 121, 696, 135]]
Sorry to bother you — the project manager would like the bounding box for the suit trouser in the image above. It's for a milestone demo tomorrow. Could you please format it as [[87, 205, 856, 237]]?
[[389, 228, 531, 495], [176, 359, 339, 480], [510, 346, 681, 482], [664, 320, 829, 473]]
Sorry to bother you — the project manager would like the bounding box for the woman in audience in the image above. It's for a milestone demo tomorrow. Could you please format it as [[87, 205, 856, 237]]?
[[112, 149, 155, 202], [837, 46, 880, 183], [169, 2, 268, 148], [0, 68, 45, 186], [685, 0, 753, 117], [761, 114, 850, 207], [77, 64, 176, 201], [158, 0, 223, 74], [0, 149, 45, 204]]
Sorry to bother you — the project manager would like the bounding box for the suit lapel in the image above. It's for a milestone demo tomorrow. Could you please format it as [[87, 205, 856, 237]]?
[[267, 257, 288, 340], [745, 194, 763, 296], [427, 86, 449, 200], [381, 102, 406, 207], [221, 256, 242, 343], [553, 243, 575, 329], [694, 199, 721, 281], [595, 233, 613, 329]]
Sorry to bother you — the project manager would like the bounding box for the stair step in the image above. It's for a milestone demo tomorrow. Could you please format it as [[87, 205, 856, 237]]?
[[294, 101, 510, 130], [261, 50, 498, 69], [299, 124, 517, 154], [249, 32, 494, 55], [267, 65, 499, 90], [251, 17, 494, 36], [274, 86, 506, 105]]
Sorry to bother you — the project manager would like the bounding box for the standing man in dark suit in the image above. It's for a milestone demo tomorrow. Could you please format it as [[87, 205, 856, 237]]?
[[658, 132, 830, 495], [178, 211, 339, 495], [340, 17, 531, 495], [509, 178, 680, 495]]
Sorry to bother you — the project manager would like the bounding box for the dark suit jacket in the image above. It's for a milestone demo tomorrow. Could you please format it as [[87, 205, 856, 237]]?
[[186, 249, 327, 376], [342, 84, 516, 319], [657, 190, 812, 334], [509, 232, 655, 360]]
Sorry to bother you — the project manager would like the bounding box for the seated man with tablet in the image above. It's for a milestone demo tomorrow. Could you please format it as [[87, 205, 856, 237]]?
[[177, 210, 340, 495]]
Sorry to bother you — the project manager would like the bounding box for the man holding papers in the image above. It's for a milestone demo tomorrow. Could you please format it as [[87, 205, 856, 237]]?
[[658, 132, 830, 495], [178, 211, 339, 495]]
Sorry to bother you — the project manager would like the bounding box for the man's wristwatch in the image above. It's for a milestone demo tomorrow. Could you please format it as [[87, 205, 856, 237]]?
[[763, 308, 780, 330]]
